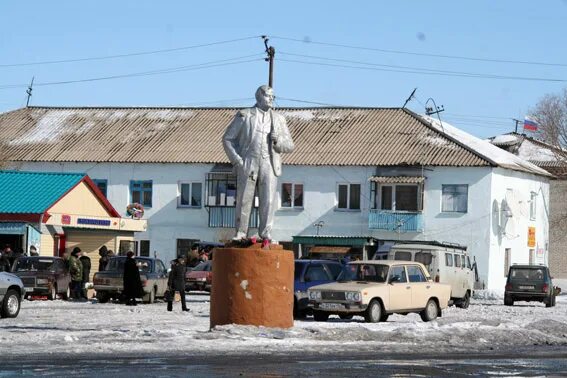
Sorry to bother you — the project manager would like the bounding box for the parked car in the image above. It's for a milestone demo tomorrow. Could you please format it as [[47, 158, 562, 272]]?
[[374, 242, 476, 309], [0, 271, 25, 318], [504, 265, 557, 307], [12, 256, 70, 300], [93, 256, 168, 303], [308, 260, 451, 323], [185, 261, 212, 292], [294, 259, 343, 318]]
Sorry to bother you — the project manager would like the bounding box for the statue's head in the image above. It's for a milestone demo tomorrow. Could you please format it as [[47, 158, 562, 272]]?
[[255, 85, 274, 111]]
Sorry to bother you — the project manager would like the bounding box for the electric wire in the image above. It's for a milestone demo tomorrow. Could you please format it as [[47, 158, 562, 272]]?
[[0, 54, 264, 90], [0, 36, 261, 68], [271, 35, 567, 68], [278, 57, 567, 83]]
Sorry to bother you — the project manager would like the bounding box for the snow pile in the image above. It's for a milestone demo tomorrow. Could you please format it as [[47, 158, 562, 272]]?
[[1, 292, 566, 358], [473, 290, 503, 300]]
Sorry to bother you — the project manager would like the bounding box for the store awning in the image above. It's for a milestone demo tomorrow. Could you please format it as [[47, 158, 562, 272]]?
[[292, 235, 376, 247], [368, 176, 425, 184], [0, 222, 28, 235]]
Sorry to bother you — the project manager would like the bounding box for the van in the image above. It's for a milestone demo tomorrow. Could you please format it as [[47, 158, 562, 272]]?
[[374, 242, 476, 309]]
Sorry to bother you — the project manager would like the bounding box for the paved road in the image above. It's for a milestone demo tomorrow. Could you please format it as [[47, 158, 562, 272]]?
[[2, 349, 567, 377]]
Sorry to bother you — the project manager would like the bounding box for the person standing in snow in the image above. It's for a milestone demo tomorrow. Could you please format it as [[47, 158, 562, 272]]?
[[69, 247, 84, 300], [79, 253, 91, 299], [123, 251, 142, 306], [167, 256, 189, 312], [98, 245, 109, 272]]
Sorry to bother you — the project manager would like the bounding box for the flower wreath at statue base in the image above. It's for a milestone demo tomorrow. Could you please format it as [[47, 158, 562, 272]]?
[[126, 203, 145, 219]]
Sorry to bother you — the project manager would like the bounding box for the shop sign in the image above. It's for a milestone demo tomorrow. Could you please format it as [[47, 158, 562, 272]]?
[[77, 218, 112, 227], [527, 226, 536, 248], [61, 214, 71, 225]]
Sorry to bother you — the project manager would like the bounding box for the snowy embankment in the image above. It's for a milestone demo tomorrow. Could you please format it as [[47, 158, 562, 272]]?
[[1, 280, 566, 358]]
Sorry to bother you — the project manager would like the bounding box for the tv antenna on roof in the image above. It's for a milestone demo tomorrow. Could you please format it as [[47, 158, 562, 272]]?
[[425, 97, 445, 133], [402, 88, 417, 109], [26, 76, 34, 107]]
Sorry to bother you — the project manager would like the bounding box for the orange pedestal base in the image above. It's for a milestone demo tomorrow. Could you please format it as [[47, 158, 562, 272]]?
[[210, 245, 294, 329]]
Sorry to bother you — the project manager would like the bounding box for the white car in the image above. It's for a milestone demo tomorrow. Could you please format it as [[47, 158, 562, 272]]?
[[0, 272, 25, 318], [308, 260, 451, 323]]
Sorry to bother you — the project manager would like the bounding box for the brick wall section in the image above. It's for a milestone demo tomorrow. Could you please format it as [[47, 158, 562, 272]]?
[[549, 180, 567, 278]]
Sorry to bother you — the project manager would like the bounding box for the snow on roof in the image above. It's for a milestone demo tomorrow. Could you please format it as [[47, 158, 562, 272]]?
[[491, 134, 520, 146], [518, 139, 559, 162], [421, 115, 552, 177]]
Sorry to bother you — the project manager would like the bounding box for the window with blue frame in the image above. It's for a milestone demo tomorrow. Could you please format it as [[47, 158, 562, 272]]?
[[92, 179, 108, 197], [130, 180, 153, 207]]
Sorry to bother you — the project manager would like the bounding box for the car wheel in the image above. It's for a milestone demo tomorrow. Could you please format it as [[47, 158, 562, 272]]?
[[313, 311, 329, 322], [96, 292, 110, 304], [339, 314, 353, 320], [545, 293, 554, 308], [504, 296, 514, 306], [48, 285, 57, 301], [456, 292, 470, 309], [420, 299, 439, 322], [61, 285, 71, 300], [364, 299, 382, 323], [1, 289, 21, 318]]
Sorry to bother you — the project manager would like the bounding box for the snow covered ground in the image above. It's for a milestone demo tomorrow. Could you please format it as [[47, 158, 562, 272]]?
[[2, 280, 566, 358]]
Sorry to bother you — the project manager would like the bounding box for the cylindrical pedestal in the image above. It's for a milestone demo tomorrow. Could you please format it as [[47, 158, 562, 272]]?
[[210, 245, 294, 329]]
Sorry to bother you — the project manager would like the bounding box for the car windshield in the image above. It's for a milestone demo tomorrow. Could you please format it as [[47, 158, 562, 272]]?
[[337, 263, 389, 283], [192, 261, 211, 272], [510, 268, 546, 281], [14, 258, 56, 272], [106, 257, 152, 273]]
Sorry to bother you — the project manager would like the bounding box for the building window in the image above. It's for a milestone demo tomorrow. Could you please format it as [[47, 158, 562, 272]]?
[[205, 173, 238, 207], [92, 179, 108, 197], [119, 240, 138, 256], [371, 183, 421, 211], [178, 182, 202, 208], [442, 184, 468, 213], [337, 183, 360, 210], [139, 240, 150, 257], [281, 183, 303, 209], [529, 191, 537, 220], [130, 180, 153, 207]]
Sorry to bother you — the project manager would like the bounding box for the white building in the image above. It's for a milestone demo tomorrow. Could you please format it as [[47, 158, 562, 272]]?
[[0, 106, 551, 290]]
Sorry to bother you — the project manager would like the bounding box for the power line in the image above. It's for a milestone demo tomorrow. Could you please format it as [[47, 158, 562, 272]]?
[[0, 54, 264, 90], [272, 35, 567, 68], [278, 57, 567, 83], [0, 36, 261, 68]]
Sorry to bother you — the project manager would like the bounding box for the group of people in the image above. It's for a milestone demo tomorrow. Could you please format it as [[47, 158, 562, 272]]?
[[0, 244, 24, 272], [64, 247, 92, 301]]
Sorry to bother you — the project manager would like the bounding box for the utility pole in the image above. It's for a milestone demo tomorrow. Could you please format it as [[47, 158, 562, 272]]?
[[26, 76, 34, 107], [262, 36, 275, 88]]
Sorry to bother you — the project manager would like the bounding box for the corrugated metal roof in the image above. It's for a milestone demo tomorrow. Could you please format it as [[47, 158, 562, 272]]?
[[0, 106, 522, 169], [369, 176, 425, 184], [0, 171, 84, 213]]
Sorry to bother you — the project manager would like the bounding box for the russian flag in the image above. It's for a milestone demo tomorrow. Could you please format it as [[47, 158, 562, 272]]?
[[524, 116, 538, 132]]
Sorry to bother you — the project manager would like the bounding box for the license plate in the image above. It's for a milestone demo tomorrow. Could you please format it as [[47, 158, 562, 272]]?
[[519, 286, 534, 290], [320, 303, 344, 310]]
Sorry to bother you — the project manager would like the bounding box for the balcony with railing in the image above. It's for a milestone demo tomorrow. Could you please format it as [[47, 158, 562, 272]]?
[[208, 206, 259, 228], [369, 210, 423, 232]]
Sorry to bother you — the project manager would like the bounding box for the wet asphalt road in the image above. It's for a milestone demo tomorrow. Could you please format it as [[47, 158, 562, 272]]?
[[2, 349, 567, 377]]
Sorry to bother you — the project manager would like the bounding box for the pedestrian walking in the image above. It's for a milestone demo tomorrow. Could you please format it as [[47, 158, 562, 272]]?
[[69, 247, 84, 300], [79, 253, 91, 299], [123, 251, 142, 306], [167, 256, 189, 312]]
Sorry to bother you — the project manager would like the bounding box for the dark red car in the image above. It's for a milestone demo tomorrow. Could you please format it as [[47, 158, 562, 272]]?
[[12, 256, 71, 300], [185, 261, 212, 292]]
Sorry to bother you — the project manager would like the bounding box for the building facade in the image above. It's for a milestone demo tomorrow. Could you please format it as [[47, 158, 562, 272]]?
[[0, 107, 551, 289]]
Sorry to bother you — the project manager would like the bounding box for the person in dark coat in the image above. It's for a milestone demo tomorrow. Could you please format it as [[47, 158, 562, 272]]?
[[98, 245, 109, 272], [167, 257, 189, 312], [79, 254, 91, 299], [0, 247, 11, 272], [123, 251, 142, 306], [69, 247, 84, 300]]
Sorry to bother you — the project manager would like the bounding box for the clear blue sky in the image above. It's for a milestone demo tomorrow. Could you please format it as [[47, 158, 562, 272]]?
[[1, 0, 566, 138]]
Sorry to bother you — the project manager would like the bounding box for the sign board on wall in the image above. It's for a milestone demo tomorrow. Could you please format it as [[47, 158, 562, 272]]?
[[527, 226, 536, 248]]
